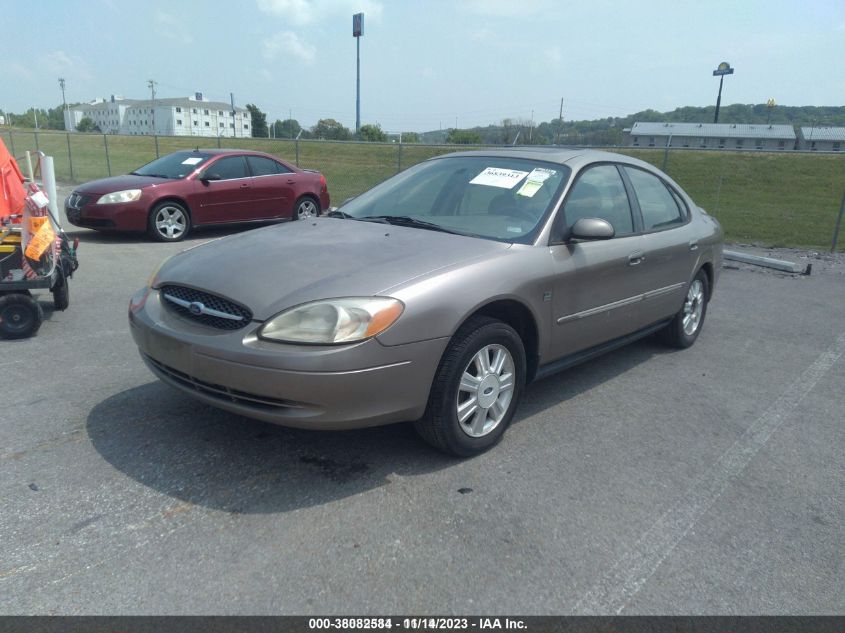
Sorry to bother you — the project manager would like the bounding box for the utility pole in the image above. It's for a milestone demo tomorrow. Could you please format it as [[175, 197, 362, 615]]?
[[147, 79, 157, 135], [230, 92, 236, 138], [555, 98, 564, 145], [58, 78, 68, 129]]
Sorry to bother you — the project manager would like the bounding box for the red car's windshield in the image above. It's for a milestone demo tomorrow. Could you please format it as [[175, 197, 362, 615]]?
[[131, 151, 215, 179]]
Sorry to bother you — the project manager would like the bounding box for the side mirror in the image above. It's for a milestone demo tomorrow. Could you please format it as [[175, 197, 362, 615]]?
[[200, 172, 222, 182], [569, 217, 615, 241]]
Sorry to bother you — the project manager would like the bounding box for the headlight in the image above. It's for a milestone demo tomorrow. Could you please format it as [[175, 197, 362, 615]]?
[[97, 189, 142, 204], [259, 297, 404, 344]]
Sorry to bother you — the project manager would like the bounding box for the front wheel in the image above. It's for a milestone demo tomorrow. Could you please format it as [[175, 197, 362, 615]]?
[[293, 197, 319, 221], [659, 269, 709, 348], [148, 202, 191, 242], [414, 316, 526, 457]]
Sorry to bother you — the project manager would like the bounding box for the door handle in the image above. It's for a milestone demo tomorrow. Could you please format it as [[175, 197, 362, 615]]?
[[628, 251, 645, 266], [286, 179, 296, 184], [689, 240, 699, 251], [240, 183, 250, 188]]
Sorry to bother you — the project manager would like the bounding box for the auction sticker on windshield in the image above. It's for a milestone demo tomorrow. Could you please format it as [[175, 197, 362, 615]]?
[[470, 167, 529, 189], [517, 167, 556, 197], [181, 157, 204, 165]]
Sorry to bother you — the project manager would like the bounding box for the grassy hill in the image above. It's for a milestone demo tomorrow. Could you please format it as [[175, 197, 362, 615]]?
[[3, 129, 843, 251]]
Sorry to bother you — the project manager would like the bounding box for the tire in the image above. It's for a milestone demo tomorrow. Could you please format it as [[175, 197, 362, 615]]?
[[52, 269, 70, 311], [414, 316, 526, 457], [292, 197, 319, 221], [659, 269, 710, 349], [148, 201, 191, 242], [0, 294, 44, 339]]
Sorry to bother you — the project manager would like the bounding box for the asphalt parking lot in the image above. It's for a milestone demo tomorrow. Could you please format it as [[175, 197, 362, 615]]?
[[1, 185, 843, 615]]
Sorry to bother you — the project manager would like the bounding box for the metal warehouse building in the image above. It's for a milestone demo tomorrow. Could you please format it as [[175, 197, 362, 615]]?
[[624, 122, 797, 150], [798, 127, 844, 152]]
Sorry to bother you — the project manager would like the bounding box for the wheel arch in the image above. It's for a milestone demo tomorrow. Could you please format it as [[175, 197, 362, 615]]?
[[150, 196, 193, 221], [459, 298, 541, 383]]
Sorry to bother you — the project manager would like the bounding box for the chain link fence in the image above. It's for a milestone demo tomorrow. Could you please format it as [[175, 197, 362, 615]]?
[[3, 129, 843, 251]]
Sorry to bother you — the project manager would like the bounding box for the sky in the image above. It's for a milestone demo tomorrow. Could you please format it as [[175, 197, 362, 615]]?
[[1, 0, 844, 133]]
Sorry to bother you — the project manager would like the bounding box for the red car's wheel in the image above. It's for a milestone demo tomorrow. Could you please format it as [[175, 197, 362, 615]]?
[[149, 201, 191, 242]]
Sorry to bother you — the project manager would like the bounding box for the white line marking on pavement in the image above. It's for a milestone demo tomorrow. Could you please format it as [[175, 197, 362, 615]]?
[[573, 332, 845, 615]]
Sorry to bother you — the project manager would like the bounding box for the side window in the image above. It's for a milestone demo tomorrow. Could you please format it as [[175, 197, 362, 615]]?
[[208, 156, 247, 180], [563, 165, 634, 236], [625, 167, 685, 231], [247, 156, 285, 176]]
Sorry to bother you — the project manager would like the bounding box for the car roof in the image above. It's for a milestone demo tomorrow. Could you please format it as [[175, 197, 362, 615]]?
[[432, 147, 655, 170], [174, 148, 278, 158]]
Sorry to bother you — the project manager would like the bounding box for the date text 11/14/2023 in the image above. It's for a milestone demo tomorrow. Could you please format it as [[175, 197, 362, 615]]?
[[307, 618, 527, 630]]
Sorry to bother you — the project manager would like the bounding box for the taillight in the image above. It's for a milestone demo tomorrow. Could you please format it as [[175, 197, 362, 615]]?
[[319, 173, 327, 191]]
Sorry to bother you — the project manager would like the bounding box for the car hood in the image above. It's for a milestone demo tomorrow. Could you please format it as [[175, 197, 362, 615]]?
[[73, 174, 174, 195], [156, 218, 512, 321]]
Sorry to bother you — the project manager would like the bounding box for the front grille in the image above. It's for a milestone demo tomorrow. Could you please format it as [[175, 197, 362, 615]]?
[[160, 285, 253, 330], [143, 354, 302, 411], [66, 193, 91, 209]]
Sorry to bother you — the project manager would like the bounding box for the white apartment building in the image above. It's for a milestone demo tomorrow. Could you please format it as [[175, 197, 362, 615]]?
[[64, 93, 252, 137]]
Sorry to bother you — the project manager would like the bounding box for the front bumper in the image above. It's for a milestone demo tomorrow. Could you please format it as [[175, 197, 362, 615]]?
[[129, 287, 449, 430], [65, 198, 148, 231]]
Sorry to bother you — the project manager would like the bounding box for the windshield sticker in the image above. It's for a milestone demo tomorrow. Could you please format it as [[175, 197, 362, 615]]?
[[470, 167, 529, 189], [517, 168, 556, 198], [181, 157, 203, 165]]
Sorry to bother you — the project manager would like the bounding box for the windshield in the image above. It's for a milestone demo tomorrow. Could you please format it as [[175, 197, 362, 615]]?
[[339, 156, 571, 243], [132, 151, 214, 179]]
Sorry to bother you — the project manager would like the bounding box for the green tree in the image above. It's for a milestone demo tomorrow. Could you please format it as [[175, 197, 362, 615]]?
[[447, 129, 482, 144], [47, 105, 66, 130], [273, 118, 301, 138], [75, 117, 100, 133], [245, 104, 268, 137], [358, 123, 387, 142], [400, 132, 420, 143], [311, 118, 351, 140]]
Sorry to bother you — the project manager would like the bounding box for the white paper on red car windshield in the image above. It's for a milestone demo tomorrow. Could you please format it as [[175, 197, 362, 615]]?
[[470, 167, 529, 189], [181, 157, 203, 165], [517, 168, 556, 198]]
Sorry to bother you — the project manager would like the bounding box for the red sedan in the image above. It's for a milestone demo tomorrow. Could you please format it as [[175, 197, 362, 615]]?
[[65, 149, 330, 241]]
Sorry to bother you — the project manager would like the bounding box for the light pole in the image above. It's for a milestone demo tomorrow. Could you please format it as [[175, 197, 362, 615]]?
[[353, 13, 364, 134], [712, 61, 734, 123]]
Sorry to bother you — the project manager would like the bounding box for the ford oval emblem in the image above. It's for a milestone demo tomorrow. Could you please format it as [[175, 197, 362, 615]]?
[[188, 301, 205, 316]]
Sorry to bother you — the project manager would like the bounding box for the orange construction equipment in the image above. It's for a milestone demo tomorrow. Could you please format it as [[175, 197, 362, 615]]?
[[0, 137, 26, 220]]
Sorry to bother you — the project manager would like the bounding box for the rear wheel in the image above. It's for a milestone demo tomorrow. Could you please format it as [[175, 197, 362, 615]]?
[[52, 268, 70, 311], [660, 269, 709, 348], [414, 316, 526, 457], [0, 294, 44, 339], [148, 201, 191, 242], [293, 197, 319, 221]]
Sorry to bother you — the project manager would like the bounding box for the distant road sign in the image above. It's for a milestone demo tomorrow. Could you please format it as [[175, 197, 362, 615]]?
[[353, 13, 364, 37], [713, 61, 734, 76]]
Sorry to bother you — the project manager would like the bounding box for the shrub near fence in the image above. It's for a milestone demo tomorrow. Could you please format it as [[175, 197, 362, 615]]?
[[2, 129, 843, 251]]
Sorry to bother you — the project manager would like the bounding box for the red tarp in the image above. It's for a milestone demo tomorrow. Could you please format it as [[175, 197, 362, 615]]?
[[1, 137, 26, 220]]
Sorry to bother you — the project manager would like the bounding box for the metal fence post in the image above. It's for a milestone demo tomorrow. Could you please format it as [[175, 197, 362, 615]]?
[[831, 190, 845, 252], [397, 141, 403, 173], [34, 130, 40, 152], [216, 135, 221, 149], [295, 139, 300, 167], [661, 135, 672, 173], [6, 129, 15, 156], [154, 134, 160, 158], [104, 134, 112, 177], [66, 132, 75, 182]]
